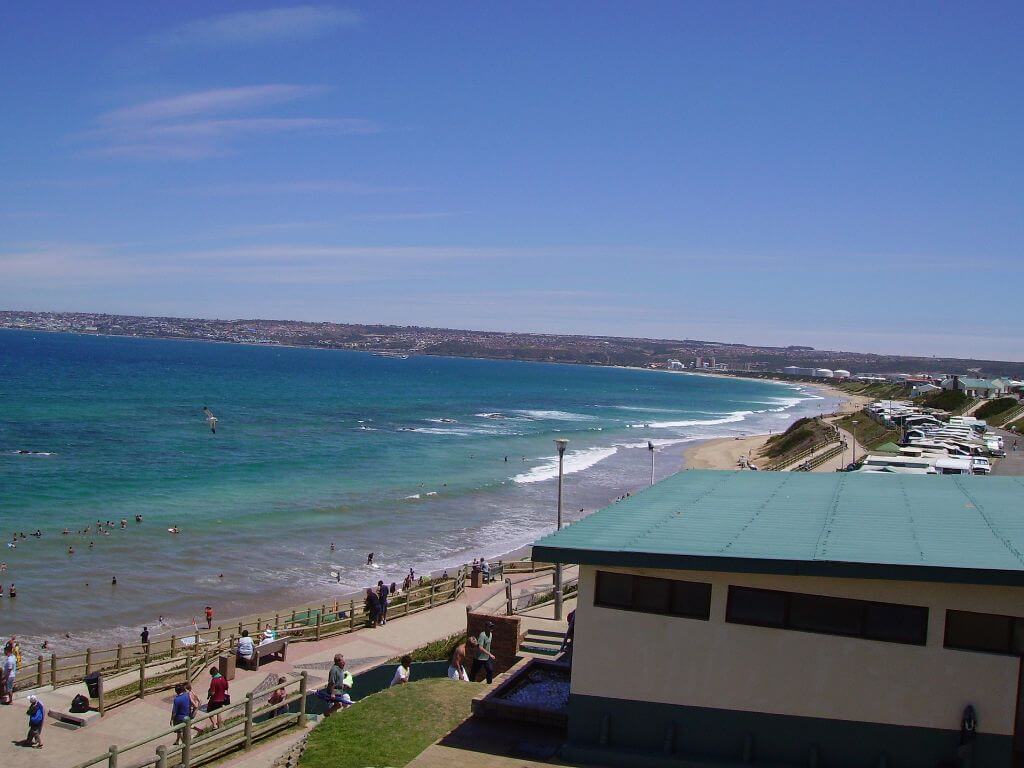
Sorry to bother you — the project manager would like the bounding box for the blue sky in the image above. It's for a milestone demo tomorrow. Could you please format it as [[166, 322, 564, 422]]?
[[2, 2, 1022, 359]]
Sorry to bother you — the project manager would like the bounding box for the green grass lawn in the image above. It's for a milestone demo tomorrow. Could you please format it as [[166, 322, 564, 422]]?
[[834, 410, 901, 452], [299, 678, 484, 768]]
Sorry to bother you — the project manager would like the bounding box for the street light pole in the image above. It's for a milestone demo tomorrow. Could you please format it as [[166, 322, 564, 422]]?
[[851, 420, 859, 467], [647, 441, 655, 486], [554, 438, 568, 621]]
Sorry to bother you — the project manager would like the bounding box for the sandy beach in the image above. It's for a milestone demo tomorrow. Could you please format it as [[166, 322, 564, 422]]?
[[683, 383, 873, 471]]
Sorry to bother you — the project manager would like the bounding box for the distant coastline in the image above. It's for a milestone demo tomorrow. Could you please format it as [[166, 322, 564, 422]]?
[[4, 309, 1023, 376]]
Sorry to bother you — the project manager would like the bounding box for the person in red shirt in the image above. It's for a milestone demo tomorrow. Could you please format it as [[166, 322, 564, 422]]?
[[205, 606, 214, 630], [207, 667, 229, 729]]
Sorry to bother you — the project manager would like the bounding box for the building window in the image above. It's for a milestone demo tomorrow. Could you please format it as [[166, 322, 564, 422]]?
[[594, 571, 711, 620], [945, 610, 1024, 656], [726, 586, 927, 645]]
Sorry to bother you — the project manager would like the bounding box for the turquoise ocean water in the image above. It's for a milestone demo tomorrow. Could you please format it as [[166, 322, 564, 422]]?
[[0, 329, 837, 648]]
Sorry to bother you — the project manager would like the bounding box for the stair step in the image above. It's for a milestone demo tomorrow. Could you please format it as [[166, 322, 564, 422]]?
[[522, 634, 563, 646], [519, 644, 561, 656], [524, 628, 566, 638]]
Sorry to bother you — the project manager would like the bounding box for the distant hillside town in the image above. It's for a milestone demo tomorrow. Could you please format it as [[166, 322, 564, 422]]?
[[3, 309, 1024, 379]]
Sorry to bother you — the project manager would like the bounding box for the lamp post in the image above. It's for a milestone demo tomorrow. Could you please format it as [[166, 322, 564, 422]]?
[[851, 420, 859, 467], [647, 441, 656, 486], [554, 438, 568, 621]]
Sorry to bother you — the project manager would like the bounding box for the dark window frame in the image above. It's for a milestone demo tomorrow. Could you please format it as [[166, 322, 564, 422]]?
[[726, 585, 928, 646], [594, 570, 711, 621], [944, 609, 1023, 657]]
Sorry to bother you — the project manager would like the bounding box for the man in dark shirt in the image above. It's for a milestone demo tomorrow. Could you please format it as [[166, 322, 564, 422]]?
[[171, 684, 191, 743], [378, 581, 389, 625], [140, 627, 150, 656]]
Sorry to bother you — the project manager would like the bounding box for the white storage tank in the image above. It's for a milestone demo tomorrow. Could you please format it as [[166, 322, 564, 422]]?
[[814, 368, 834, 378], [833, 369, 851, 379]]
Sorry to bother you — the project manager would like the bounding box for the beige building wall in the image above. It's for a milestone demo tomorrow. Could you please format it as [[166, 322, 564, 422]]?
[[573, 564, 1024, 735]]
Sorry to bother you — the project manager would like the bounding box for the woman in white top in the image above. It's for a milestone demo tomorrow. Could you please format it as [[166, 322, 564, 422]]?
[[390, 655, 412, 688]]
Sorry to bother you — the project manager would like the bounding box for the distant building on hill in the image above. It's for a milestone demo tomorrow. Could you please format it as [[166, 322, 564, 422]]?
[[534, 471, 1024, 768], [941, 376, 1008, 399]]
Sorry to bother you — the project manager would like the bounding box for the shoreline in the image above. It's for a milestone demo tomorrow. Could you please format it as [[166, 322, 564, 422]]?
[[682, 382, 871, 471]]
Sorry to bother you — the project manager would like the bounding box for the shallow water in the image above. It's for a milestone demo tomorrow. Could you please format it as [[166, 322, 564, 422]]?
[[0, 329, 835, 648]]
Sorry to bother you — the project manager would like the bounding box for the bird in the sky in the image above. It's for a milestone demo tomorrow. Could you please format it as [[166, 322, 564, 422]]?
[[202, 406, 218, 434]]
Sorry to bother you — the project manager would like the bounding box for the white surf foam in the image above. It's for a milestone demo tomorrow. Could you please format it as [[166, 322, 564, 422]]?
[[626, 411, 753, 429], [511, 409, 594, 421], [513, 445, 618, 484]]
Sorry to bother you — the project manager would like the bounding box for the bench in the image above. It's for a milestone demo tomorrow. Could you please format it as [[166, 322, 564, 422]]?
[[238, 638, 288, 671]]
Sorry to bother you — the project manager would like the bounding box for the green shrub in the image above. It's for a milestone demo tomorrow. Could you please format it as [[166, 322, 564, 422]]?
[[920, 389, 968, 412], [975, 397, 1018, 419]]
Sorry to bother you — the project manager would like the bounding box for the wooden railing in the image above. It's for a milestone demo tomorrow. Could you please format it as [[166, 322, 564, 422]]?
[[18, 567, 468, 699], [794, 442, 847, 472], [72, 671, 309, 768], [764, 426, 840, 472]]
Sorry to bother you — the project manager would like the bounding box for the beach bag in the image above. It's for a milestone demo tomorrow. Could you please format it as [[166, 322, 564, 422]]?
[[223, 693, 231, 705], [70, 694, 90, 712]]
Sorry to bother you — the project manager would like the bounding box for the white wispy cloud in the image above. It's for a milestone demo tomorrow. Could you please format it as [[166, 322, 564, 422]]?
[[98, 85, 325, 124], [159, 5, 362, 47], [184, 180, 413, 195], [79, 85, 378, 160]]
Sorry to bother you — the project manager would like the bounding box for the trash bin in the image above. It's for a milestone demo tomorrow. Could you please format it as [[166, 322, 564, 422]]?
[[84, 671, 103, 700], [219, 652, 236, 681], [470, 570, 484, 588]]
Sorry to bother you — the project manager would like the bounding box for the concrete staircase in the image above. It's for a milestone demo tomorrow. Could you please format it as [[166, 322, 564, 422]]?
[[518, 628, 566, 658]]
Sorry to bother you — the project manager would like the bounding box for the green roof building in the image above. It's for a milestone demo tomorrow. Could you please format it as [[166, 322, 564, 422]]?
[[533, 470, 1024, 768]]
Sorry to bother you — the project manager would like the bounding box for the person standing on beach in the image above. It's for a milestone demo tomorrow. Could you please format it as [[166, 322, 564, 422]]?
[[205, 606, 214, 630], [140, 626, 150, 656], [24, 695, 44, 748], [207, 667, 228, 729], [470, 622, 496, 684]]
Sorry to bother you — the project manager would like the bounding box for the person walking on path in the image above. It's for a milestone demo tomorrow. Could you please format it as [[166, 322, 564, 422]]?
[[390, 655, 412, 687], [207, 666, 229, 729], [2, 643, 17, 705], [470, 621, 496, 684], [171, 684, 191, 744], [324, 654, 352, 716], [24, 695, 44, 748], [268, 676, 288, 717], [448, 637, 476, 681]]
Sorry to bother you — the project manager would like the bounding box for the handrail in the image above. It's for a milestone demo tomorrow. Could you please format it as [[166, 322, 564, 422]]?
[[18, 562, 478, 695], [72, 671, 309, 768], [795, 442, 847, 472]]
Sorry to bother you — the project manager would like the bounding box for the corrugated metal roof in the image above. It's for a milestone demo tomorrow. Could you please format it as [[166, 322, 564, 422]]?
[[532, 471, 1024, 584]]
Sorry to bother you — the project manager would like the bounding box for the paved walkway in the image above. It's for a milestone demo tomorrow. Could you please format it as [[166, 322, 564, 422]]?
[[0, 569, 572, 768], [992, 428, 1024, 476]]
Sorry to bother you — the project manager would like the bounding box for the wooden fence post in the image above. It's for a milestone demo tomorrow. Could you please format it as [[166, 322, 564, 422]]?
[[244, 693, 254, 749], [216, 626, 223, 644], [315, 611, 322, 641], [85, 648, 93, 675], [291, 609, 296, 625], [506, 579, 513, 615], [50, 653, 57, 685], [139, 662, 146, 698], [155, 745, 167, 768], [275, 613, 280, 631], [181, 719, 192, 767], [429, 585, 435, 608], [298, 671, 308, 727], [349, 600, 355, 631], [170, 635, 177, 658], [107, 744, 118, 768], [36, 656, 44, 687], [116, 643, 124, 671], [98, 674, 106, 716], [238, 621, 243, 637]]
